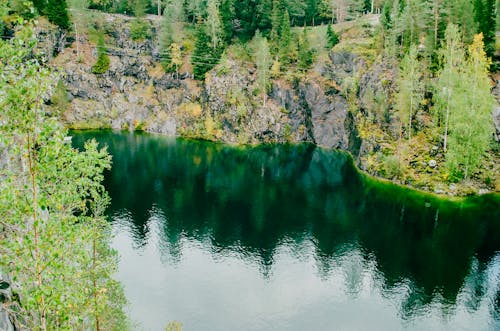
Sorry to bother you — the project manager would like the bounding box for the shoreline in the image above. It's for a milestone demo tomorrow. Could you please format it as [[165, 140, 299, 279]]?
[[68, 127, 500, 199]]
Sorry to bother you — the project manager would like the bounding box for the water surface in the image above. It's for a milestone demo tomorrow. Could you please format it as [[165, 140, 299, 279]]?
[[73, 131, 500, 331]]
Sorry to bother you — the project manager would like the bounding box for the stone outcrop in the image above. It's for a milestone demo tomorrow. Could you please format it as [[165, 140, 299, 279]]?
[[41, 14, 382, 153]]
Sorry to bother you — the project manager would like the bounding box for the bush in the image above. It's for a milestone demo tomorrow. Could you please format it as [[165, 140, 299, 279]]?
[[383, 155, 403, 178], [92, 52, 110, 74], [130, 19, 150, 40]]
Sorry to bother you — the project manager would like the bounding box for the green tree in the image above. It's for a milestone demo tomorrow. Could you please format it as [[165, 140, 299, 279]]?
[[298, 27, 314, 71], [474, 0, 496, 58], [206, 0, 223, 50], [395, 44, 424, 140], [45, 0, 71, 29], [159, 0, 185, 50], [192, 19, 222, 79], [0, 25, 128, 331], [253, 31, 271, 106], [446, 33, 495, 179], [326, 23, 339, 48], [270, 0, 286, 52], [92, 33, 110, 74], [278, 9, 293, 64], [220, 0, 234, 42], [434, 24, 465, 152], [32, 0, 46, 14], [306, 0, 319, 25]]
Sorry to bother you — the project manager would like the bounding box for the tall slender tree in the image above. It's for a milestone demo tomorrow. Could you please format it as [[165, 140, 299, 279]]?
[[395, 44, 424, 140], [254, 31, 271, 106], [446, 33, 495, 179], [434, 24, 465, 152]]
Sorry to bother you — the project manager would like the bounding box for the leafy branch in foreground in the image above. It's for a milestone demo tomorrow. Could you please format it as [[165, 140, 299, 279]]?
[[0, 24, 129, 331]]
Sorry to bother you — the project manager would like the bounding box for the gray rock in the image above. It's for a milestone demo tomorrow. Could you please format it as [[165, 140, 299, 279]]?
[[428, 160, 437, 168]]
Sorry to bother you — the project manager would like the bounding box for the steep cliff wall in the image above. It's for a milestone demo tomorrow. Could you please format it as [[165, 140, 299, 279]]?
[[45, 14, 389, 160]]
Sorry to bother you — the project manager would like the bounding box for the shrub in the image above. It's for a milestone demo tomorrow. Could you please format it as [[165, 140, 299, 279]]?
[[130, 19, 150, 41], [92, 53, 110, 74]]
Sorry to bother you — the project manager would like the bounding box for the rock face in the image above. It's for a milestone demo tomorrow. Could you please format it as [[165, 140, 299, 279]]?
[[43, 14, 394, 156], [0, 271, 17, 331]]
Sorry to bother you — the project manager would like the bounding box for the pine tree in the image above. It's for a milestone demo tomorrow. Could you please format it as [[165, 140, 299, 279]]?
[[305, 0, 319, 25], [270, 0, 286, 52], [192, 20, 222, 80], [32, 0, 46, 14], [278, 9, 293, 64], [395, 44, 424, 140], [45, 0, 70, 29], [326, 23, 340, 48], [477, 0, 496, 58], [257, 0, 273, 32], [220, 0, 234, 43], [298, 28, 314, 71]]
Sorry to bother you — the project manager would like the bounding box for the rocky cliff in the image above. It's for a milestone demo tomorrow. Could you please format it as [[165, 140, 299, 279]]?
[[36, 13, 498, 194], [42, 14, 390, 161]]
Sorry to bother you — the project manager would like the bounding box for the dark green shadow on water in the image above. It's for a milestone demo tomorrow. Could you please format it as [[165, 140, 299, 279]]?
[[71, 129, 500, 321]]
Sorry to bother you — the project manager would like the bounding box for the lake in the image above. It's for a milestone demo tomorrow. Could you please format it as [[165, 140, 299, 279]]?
[[72, 131, 500, 331]]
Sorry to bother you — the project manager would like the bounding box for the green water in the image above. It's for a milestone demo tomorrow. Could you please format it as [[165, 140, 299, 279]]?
[[72, 131, 500, 331]]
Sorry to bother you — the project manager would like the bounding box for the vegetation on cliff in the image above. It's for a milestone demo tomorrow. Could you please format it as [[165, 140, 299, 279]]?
[[1, 0, 499, 196]]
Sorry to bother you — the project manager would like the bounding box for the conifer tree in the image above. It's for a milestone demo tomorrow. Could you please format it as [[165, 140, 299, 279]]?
[[32, 0, 46, 14], [158, 0, 184, 70], [278, 9, 293, 64], [270, 0, 285, 53], [192, 18, 222, 79], [478, 0, 496, 58], [46, 0, 70, 29], [257, 0, 273, 32], [298, 28, 314, 71], [326, 23, 340, 48], [220, 0, 234, 43]]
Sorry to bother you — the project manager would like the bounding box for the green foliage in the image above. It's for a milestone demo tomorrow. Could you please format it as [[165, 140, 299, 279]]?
[[92, 34, 110, 74], [326, 23, 339, 48], [253, 30, 271, 105], [298, 28, 315, 71], [160, 0, 184, 48], [395, 44, 424, 140], [474, 0, 496, 58], [220, 0, 234, 42], [434, 24, 465, 152], [133, 0, 147, 17], [130, 18, 150, 40], [46, 0, 71, 29], [191, 2, 225, 80], [278, 9, 293, 64], [0, 25, 128, 331], [192, 21, 222, 79], [445, 33, 495, 179]]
